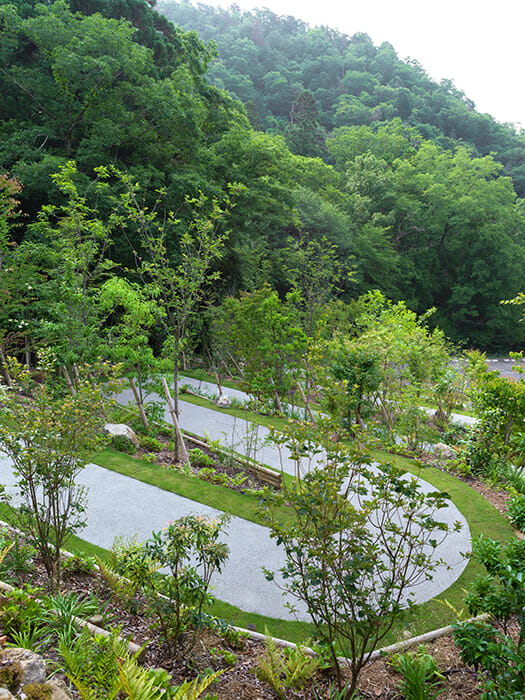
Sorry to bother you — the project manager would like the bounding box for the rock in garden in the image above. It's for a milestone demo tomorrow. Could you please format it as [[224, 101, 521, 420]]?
[[216, 395, 232, 407], [433, 442, 456, 460], [103, 423, 140, 447], [87, 614, 104, 627], [1, 647, 46, 687], [46, 678, 74, 699]]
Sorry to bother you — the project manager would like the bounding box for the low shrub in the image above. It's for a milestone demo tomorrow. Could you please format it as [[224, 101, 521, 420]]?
[[507, 491, 525, 530]]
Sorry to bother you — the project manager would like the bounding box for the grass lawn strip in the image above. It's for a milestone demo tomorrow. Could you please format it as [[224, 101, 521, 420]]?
[[92, 441, 513, 645]]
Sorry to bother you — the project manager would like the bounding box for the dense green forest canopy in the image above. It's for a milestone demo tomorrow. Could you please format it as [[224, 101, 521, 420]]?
[[0, 0, 524, 352], [159, 0, 525, 198]]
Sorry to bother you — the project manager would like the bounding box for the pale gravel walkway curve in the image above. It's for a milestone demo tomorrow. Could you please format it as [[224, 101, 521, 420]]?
[[0, 435, 470, 624]]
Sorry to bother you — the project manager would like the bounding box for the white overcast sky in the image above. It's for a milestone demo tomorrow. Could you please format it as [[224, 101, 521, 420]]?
[[198, 0, 525, 130]]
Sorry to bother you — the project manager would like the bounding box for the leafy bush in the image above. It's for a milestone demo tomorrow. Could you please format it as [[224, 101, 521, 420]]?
[[139, 435, 164, 453], [0, 532, 36, 583], [0, 584, 48, 638], [141, 452, 158, 464], [144, 400, 167, 426], [143, 514, 230, 655], [507, 492, 525, 530], [111, 434, 137, 454], [61, 551, 98, 577], [189, 448, 215, 468], [198, 467, 247, 489], [453, 536, 525, 699]]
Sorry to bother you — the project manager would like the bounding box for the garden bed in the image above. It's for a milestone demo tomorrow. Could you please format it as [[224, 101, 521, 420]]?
[[0, 523, 491, 699], [120, 429, 279, 494]]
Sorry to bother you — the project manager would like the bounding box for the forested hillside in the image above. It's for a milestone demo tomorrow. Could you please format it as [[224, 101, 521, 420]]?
[[159, 0, 525, 197], [1, 0, 524, 352]]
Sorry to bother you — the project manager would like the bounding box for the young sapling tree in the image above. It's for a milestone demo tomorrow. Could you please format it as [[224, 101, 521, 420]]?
[[264, 421, 460, 696], [0, 353, 121, 589]]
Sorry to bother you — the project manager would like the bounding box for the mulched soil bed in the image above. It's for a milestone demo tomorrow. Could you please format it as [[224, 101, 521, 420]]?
[[132, 433, 275, 494]]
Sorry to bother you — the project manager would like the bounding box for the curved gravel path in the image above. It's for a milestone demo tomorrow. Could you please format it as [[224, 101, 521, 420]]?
[[0, 389, 471, 622]]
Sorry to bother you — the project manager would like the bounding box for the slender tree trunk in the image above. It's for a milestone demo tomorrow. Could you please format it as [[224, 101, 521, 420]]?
[[269, 377, 283, 413], [228, 351, 244, 378], [215, 350, 230, 377], [162, 377, 190, 465], [62, 366, 76, 396], [24, 335, 31, 369], [172, 345, 180, 460], [0, 348, 13, 388], [206, 347, 223, 397], [296, 381, 316, 426], [129, 376, 149, 430], [73, 364, 81, 390]]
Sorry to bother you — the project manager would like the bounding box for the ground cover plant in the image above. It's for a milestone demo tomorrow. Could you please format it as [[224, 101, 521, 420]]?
[[0, 517, 497, 699]]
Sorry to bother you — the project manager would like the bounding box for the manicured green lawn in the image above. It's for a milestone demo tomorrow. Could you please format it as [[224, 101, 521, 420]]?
[[92, 442, 514, 645]]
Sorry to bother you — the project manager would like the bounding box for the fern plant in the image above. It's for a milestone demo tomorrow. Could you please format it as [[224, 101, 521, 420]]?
[[256, 628, 319, 698], [117, 658, 173, 700], [96, 556, 141, 610], [389, 646, 445, 700], [118, 650, 222, 700], [283, 642, 320, 689], [171, 671, 223, 700], [60, 627, 129, 700]]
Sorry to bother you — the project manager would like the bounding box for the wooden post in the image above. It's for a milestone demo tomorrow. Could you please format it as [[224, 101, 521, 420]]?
[[62, 366, 76, 396], [161, 376, 190, 466], [296, 381, 317, 427], [129, 377, 149, 431]]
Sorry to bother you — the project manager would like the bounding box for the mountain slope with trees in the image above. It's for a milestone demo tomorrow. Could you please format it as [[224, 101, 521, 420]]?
[[159, 0, 525, 197], [0, 0, 524, 350]]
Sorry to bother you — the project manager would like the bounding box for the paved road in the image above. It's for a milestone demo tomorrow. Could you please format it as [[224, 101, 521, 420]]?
[[451, 357, 525, 380], [119, 386, 311, 476]]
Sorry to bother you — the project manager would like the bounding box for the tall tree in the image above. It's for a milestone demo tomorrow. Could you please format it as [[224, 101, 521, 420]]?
[[115, 171, 240, 457]]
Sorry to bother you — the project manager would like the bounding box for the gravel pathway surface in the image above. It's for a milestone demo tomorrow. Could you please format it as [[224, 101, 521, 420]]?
[[0, 386, 472, 621]]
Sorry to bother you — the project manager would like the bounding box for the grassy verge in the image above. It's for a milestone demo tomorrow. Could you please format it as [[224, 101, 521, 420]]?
[[93, 448, 295, 527], [93, 444, 514, 644]]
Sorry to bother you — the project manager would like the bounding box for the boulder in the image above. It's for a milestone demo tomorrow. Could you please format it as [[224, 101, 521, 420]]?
[[433, 442, 456, 460], [103, 423, 140, 448], [1, 647, 46, 688], [0, 689, 15, 699]]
